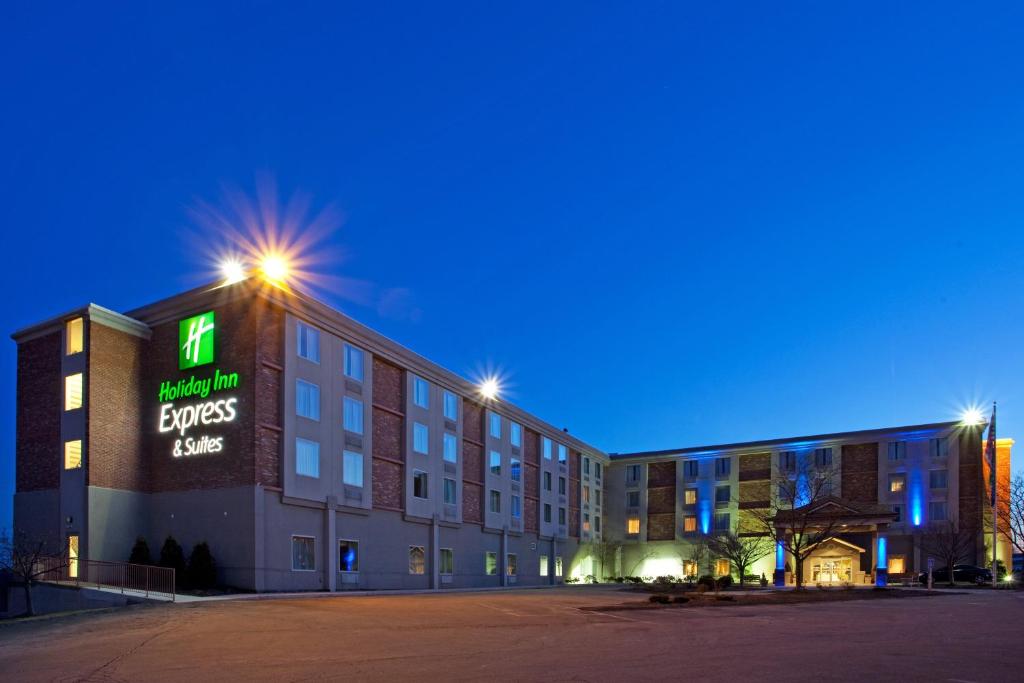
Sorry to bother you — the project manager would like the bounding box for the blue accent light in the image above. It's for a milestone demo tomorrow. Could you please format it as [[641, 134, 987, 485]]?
[[776, 541, 785, 570], [877, 536, 887, 569], [909, 470, 924, 526], [698, 499, 712, 535]]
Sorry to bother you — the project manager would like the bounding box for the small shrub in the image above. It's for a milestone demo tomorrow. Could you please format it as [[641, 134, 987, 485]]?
[[672, 595, 689, 604], [649, 594, 670, 604], [716, 575, 733, 590], [158, 536, 188, 587], [612, 576, 625, 584], [128, 536, 152, 565], [564, 576, 580, 584], [585, 574, 598, 584], [696, 574, 717, 591], [187, 542, 217, 589], [760, 573, 769, 588], [654, 575, 678, 586], [624, 576, 644, 585]]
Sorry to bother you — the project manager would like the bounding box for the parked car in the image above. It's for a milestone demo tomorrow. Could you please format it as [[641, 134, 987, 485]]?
[[917, 564, 992, 585]]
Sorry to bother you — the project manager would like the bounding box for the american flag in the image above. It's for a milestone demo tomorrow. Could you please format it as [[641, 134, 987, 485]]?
[[985, 402, 997, 507]]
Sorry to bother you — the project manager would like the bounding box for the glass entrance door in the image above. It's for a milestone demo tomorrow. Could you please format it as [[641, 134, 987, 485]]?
[[812, 557, 852, 583]]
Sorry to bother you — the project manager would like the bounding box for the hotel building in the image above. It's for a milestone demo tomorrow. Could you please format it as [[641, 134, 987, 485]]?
[[11, 278, 1012, 590]]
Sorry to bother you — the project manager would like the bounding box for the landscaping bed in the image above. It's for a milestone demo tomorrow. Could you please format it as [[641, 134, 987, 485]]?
[[581, 587, 956, 612]]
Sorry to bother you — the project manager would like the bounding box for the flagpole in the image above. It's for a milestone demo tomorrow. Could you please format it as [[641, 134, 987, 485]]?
[[990, 402, 998, 589]]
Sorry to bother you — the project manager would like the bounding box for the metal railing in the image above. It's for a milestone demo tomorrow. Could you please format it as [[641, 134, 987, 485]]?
[[35, 556, 176, 601]]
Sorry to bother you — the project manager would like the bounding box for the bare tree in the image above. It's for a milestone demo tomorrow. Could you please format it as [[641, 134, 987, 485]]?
[[581, 540, 623, 581], [680, 537, 709, 580], [920, 520, 979, 587], [0, 530, 69, 617], [745, 457, 842, 589], [624, 546, 658, 578], [997, 474, 1024, 556], [707, 532, 772, 586]]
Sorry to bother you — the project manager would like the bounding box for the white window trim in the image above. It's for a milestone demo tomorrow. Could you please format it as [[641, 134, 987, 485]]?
[[291, 534, 316, 572], [338, 538, 359, 574]]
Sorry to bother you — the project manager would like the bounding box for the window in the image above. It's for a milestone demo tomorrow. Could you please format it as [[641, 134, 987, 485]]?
[[543, 437, 552, 460], [714, 512, 731, 532], [511, 422, 522, 447], [296, 380, 320, 420], [558, 507, 566, 525], [889, 473, 906, 493], [490, 413, 501, 438], [339, 540, 359, 572], [888, 441, 907, 461], [444, 477, 457, 505], [627, 517, 640, 534], [409, 546, 425, 575], [413, 470, 429, 499], [440, 548, 453, 575], [683, 460, 699, 478], [583, 513, 591, 532], [489, 451, 502, 475], [413, 376, 429, 408], [66, 318, 83, 355], [343, 343, 363, 381], [627, 491, 640, 508], [715, 485, 730, 505], [413, 422, 429, 454], [555, 556, 563, 577], [683, 560, 698, 578], [343, 397, 363, 434], [715, 457, 731, 477], [291, 536, 315, 571], [582, 487, 590, 504], [929, 501, 948, 522], [595, 489, 601, 507], [544, 471, 552, 491], [814, 448, 833, 468], [68, 534, 79, 578], [65, 373, 83, 411], [511, 458, 521, 482], [443, 390, 458, 420], [558, 476, 566, 494], [583, 458, 591, 476], [594, 462, 602, 479], [489, 490, 501, 513], [626, 464, 641, 483], [443, 433, 458, 463], [683, 516, 697, 533], [511, 495, 522, 518], [64, 440, 82, 470], [540, 555, 549, 577], [544, 503, 552, 523], [296, 322, 320, 363], [930, 469, 948, 490], [780, 451, 796, 472], [557, 444, 567, 463], [684, 489, 697, 505], [930, 437, 949, 458], [716, 559, 730, 576], [889, 556, 906, 574], [506, 553, 517, 576], [486, 551, 498, 575], [892, 504, 903, 523], [296, 438, 320, 478], [343, 451, 363, 487]]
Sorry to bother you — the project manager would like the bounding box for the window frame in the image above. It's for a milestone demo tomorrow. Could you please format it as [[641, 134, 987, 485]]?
[[291, 535, 316, 572], [338, 539, 359, 573], [408, 545, 426, 575], [413, 422, 429, 455], [296, 321, 321, 364], [342, 450, 364, 487], [343, 343, 363, 381], [343, 396, 364, 434], [412, 470, 429, 499], [295, 438, 320, 478]]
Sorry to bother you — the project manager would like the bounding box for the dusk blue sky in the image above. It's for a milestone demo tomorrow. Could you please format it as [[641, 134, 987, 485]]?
[[3, 3, 1023, 533]]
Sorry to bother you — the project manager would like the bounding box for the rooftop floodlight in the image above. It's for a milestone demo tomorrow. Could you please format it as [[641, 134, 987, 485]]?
[[479, 376, 500, 401], [220, 258, 247, 285], [261, 253, 290, 283], [961, 407, 985, 427]]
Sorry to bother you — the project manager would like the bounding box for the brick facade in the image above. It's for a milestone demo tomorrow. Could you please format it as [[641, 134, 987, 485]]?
[[646, 460, 676, 541], [840, 442, 878, 503], [371, 357, 405, 512], [15, 332, 62, 492]]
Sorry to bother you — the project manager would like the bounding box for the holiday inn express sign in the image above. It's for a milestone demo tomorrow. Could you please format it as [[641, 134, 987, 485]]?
[[157, 310, 242, 457]]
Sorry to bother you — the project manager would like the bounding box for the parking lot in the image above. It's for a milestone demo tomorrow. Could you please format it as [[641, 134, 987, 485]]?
[[0, 586, 1020, 681]]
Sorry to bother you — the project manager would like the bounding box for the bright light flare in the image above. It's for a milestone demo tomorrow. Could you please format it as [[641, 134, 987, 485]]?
[[961, 406, 985, 426], [479, 376, 501, 401], [220, 258, 247, 285], [261, 253, 290, 283]]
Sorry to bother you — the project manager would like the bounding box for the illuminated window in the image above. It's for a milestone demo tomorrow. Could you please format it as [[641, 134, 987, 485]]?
[[409, 546, 425, 574], [64, 374, 83, 411], [582, 487, 590, 504], [443, 433, 457, 463], [512, 495, 522, 519], [511, 422, 522, 447], [338, 539, 358, 572], [511, 458, 521, 482], [627, 517, 640, 534], [413, 423, 429, 454], [540, 555, 549, 576], [343, 397, 363, 434], [490, 412, 501, 438], [543, 437, 552, 460], [716, 559, 730, 576], [343, 343, 363, 381], [296, 380, 320, 421], [444, 477, 457, 505], [889, 473, 906, 493], [888, 441, 907, 461], [544, 503, 552, 523], [685, 489, 697, 505], [684, 516, 697, 533], [68, 535, 79, 578], [291, 535, 315, 571], [889, 556, 906, 574], [489, 450, 501, 475], [443, 390, 458, 420], [929, 469, 948, 489], [342, 451, 363, 487], [296, 439, 320, 478], [627, 491, 640, 508], [485, 551, 498, 575], [489, 490, 501, 513], [66, 318, 83, 355], [555, 556, 563, 577], [413, 376, 430, 408], [296, 322, 320, 363], [558, 444, 567, 463], [683, 560, 698, 578], [583, 512, 591, 532], [413, 470, 428, 499], [440, 548, 453, 575], [64, 440, 82, 470], [506, 553, 517, 576]]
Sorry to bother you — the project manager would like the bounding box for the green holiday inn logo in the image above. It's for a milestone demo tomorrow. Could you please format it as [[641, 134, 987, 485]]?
[[179, 311, 215, 370]]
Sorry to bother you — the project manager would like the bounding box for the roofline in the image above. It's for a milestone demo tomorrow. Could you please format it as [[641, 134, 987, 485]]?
[[610, 420, 973, 460], [12, 303, 151, 343], [125, 277, 609, 459]]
